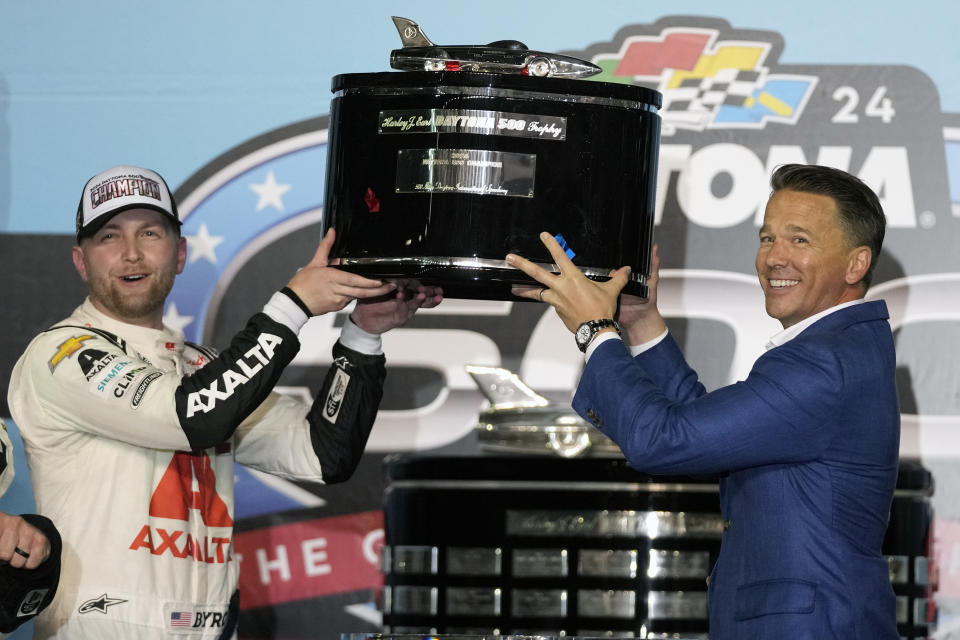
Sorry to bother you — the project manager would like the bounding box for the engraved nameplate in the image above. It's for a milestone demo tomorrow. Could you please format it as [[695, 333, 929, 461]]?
[[379, 109, 567, 140], [578, 589, 636, 618], [395, 148, 536, 198], [579, 550, 638, 578], [505, 510, 724, 539], [446, 587, 502, 616], [513, 548, 569, 577], [647, 591, 708, 620], [389, 585, 438, 615], [647, 549, 711, 579], [512, 589, 568, 617], [447, 547, 502, 576], [389, 545, 438, 575]]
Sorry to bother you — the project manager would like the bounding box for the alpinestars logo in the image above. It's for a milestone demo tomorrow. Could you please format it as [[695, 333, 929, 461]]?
[[184, 332, 283, 417], [130, 451, 234, 564], [79, 594, 127, 614]]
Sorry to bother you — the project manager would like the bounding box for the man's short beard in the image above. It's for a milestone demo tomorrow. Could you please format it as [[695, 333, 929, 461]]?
[[90, 269, 176, 323]]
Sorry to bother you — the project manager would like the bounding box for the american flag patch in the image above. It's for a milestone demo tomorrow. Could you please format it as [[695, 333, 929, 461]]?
[[170, 611, 192, 627]]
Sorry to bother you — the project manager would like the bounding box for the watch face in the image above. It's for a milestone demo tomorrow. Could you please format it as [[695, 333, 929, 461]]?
[[576, 323, 593, 346]]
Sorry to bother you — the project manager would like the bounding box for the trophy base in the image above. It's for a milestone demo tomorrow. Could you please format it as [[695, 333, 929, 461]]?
[[335, 256, 648, 301]]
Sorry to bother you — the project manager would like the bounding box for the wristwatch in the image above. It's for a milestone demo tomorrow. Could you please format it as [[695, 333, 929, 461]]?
[[575, 318, 622, 352]]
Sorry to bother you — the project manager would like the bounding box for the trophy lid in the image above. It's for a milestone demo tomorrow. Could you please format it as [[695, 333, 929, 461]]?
[[389, 16, 601, 79], [332, 70, 662, 108]]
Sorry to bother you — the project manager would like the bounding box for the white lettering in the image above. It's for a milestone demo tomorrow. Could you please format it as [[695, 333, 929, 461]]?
[[256, 546, 291, 584], [237, 358, 263, 377], [197, 381, 230, 407], [185, 393, 206, 419], [221, 369, 248, 396], [658, 143, 917, 229], [184, 333, 283, 416], [362, 529, 384, 566], [859, 146, 916, 227], [258, 333, 282, 360], [302, 538, 332, 577], [677, 143, 766, 228]]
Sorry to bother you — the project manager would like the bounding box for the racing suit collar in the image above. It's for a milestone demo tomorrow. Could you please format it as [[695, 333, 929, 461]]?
[[73, 296, 186, 359]]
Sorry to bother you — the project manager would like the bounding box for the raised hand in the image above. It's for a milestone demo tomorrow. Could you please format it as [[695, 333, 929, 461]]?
[[286, 229, 397, 316], [351, 280, 444, 335], [617, 243, 667, 345], [506, 231, 630, 333]]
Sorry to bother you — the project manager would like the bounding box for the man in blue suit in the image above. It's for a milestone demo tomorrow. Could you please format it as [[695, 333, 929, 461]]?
[[506, 164, 899, 639]]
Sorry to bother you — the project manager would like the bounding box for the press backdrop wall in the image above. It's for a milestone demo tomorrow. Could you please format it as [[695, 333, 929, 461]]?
[[2, 2, 959, 639]]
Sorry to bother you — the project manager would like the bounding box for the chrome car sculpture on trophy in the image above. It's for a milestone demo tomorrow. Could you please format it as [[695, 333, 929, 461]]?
[[322, 17, 662, 300]]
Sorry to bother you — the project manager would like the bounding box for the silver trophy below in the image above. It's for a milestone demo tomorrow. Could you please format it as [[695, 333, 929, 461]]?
[[466, 365, 621, 458]]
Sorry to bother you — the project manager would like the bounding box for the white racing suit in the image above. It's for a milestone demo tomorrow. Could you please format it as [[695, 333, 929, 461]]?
[[7, 290, 386, 639]]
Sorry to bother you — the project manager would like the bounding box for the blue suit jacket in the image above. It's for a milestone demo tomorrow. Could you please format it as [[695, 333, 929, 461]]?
[[573, 300, 900, 639]]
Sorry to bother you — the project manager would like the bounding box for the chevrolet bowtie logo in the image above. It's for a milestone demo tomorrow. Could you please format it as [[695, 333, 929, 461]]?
[[48, 335, 94, 372]]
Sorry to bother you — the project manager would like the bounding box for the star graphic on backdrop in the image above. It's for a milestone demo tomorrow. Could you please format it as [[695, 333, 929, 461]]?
[[186, 223, 224, 264], [78, 593, 128, 614], [250, 171, 291, 212], [163, 303, 195, 334]]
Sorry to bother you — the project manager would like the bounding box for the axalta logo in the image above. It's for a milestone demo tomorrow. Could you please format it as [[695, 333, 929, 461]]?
[[129, 527, 233, 564], [149, 451, 233, 526], [76, 349, 121, 381], [132, 451, 234, 562], [655, 143, 919, 228], [184, 332, 282, 417]]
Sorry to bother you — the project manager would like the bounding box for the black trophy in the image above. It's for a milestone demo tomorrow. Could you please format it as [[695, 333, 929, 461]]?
[[323, 17, 662, 300]]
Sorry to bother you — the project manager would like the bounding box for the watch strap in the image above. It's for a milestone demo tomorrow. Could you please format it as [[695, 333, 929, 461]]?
[[576, 318, 621, 352]]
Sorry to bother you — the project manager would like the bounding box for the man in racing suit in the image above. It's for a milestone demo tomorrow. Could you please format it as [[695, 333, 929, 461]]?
[[7, 165, 442, 639]]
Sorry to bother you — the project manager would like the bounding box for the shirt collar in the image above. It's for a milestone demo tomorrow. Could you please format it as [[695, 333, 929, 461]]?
[[765, 299, 866, 350]]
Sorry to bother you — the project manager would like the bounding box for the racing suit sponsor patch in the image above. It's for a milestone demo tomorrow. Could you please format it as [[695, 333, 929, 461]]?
[[48, 334, 93, 372], [323, 366, 351, 423], [78, 593, 128, 614], [131, 371, 163, 409], [184, 332, 283, 418], [77, 348, 125, 382], [96, 365, 149, 399], [164, 602, 230, 634]]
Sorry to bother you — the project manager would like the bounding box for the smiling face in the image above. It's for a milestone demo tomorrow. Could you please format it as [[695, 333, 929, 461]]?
[[756, 189, 871, 329], [72, 208, 187, 329]]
